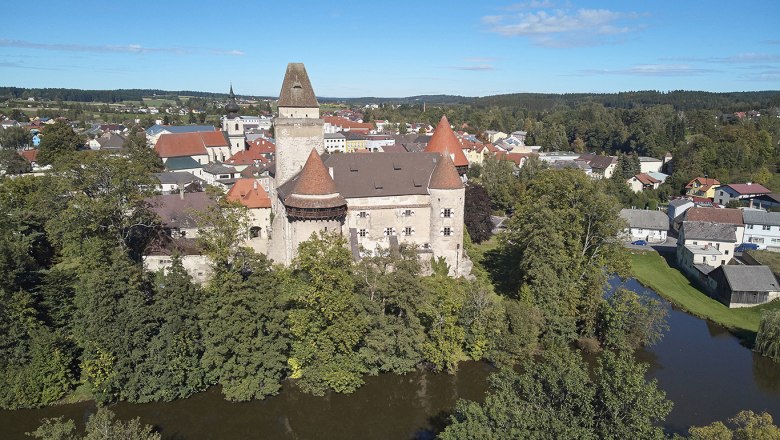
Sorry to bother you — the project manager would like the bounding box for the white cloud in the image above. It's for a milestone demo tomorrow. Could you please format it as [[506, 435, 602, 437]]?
[[0, 39, 245, 57], [482, 6, 644, 47], [578, 64, 715, 77], [661, 53, 780, 64]]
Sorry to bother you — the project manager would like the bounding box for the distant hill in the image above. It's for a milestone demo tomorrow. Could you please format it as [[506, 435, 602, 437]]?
[[1, 86, 777, 112]]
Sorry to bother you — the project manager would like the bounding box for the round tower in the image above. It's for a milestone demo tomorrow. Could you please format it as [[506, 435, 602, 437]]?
[[272, 149, 346, 265], [425, 115, 470, 176], [428, 153, 465, 276]]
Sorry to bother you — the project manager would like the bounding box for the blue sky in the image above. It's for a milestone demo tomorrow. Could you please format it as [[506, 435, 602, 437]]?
[[1, 0, 779, 97]]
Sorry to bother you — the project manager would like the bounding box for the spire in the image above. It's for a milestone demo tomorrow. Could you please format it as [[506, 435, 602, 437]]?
[[225, 84, 240, 118], [425, 115, 469, 168], [278, 63, 318, 108], [283, 149, 346, 213], [429, 153, 463, 190]]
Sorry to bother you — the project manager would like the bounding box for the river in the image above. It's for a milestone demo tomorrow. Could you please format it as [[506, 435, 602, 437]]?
[[1, 278, 779, 439]]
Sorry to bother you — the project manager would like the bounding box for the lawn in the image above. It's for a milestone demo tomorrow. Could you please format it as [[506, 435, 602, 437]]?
[[746, 250, 780, 275], [630, 251, 780, 334]]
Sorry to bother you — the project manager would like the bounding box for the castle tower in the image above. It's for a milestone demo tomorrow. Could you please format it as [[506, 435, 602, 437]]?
[[425, 115, 470, 176], [274, 63, 323, 186], [223, 85, 246, 156], [428, 153, 465, 276], [272, 149, 346, 265]]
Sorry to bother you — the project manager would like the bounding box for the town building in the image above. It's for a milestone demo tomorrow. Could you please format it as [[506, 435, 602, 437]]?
[[743, 210, 780, 251], [713, 183, 772, 206], [620, 208, 668, 242]]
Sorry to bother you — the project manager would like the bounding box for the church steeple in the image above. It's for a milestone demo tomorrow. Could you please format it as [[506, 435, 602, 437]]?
[[225, 84, 240, 119]]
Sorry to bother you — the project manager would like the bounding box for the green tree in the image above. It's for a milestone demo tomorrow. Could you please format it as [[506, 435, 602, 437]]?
[[596, 288, 668, 351], [689, 410, 780, 440], [124, 129, 163, 173], [755, 310, 780, 362], [478, 155, 521, 213], [37, 120, 83, 166], [27, 407, 161, 440], [195, 191, 251, 271], [200, 253, 289, 401], [419, 273, 466, 372], [463, 184, 493, 243], [288, 232, 367, 395], [0, 125, 32, 149]]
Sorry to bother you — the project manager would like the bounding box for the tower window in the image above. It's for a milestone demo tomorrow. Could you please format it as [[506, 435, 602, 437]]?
[[249, 226, 261, 238], [443, 227, 452, 236], [383, 227, 396, 236], [442, 208, 453, 218], [357, 211, 369, 218], [403, 226, 414, 236], [358, 228, 367, 237]]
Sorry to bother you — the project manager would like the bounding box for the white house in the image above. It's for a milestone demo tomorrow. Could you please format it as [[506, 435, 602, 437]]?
[[743, 210, 780, 251], [620, 208, 669, 242], [639, 156, 663, 174]]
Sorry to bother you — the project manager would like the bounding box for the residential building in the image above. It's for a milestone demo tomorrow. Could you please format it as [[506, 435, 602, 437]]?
[[620, 208, 668, 242], [484, 130, 507, 143], [685, 177, 721, 199], [324, 132, 346, 153], [677, 221, 738, 273], [627, 173, 661, 193], [707, 265, 779, 308], [152, 171, 204, 194], [145, 124, 216, 146], [577, 154, 617, 179], [713, 182, 772, 206], [684, 207, 745, 243], [743, 210, 780, 251], [752, 193, 780, 210], [638, 156, 663, 174], [668, 198, 694, 225]]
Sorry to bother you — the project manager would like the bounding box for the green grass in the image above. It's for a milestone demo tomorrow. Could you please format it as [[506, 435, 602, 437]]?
[[747, 250, 780, 275], [630, 251, 780, 334], [55, 383, 93, 405]]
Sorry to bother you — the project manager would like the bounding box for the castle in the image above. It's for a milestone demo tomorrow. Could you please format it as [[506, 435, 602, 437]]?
[[226, 63, 468, 275]]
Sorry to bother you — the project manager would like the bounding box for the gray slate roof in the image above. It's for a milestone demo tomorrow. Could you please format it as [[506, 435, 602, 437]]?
[[620, 209, 669, 231], [153, 171, 204, 185], [165, 156, 201, 171], [742, 210, 780, 227], [322, 152, 442, 198], [721, 265, 779, 292], [278, 63, 318, 108], [146, 192, 215, 229], [669, 198, 693, 208], [202, 163, 237, 175], [682, 221, 737, 242]]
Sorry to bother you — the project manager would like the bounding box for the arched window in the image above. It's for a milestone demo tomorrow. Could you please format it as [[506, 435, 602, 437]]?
[[249, 226, 261, 238]]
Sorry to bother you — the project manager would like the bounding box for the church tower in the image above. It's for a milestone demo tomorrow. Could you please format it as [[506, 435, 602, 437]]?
[[274, 63, 324, 186], [223, 85, 246, 156]]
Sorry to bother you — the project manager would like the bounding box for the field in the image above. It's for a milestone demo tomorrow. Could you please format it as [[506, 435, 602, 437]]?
[[630, 251, 780, 334]]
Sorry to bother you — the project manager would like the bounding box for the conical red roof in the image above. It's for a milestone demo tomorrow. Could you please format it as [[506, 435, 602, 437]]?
[[425, 115, 469, 168], [291, 149, 339, 196], [429, 153, 463, 190]]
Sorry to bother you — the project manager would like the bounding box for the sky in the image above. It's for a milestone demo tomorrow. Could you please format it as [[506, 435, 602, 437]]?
[[1, 0, 779, 97]]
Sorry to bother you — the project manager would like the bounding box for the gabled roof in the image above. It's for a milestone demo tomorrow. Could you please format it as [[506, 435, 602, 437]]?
[[202, 162, 237, 175], [425, 116, 469, 168], [153, 171, 203, 185], [146, 192, 215, 229], [146, 124, 216, 136], [685, 207, 744, 226], [682, 221, 737, 242], [620, 209, 669, 231], [323, 116, 373, 133], [18, 149, 38, 163], [226, 178, 271, 208], [227, 144, 272, 166], [164, 156, 202, 171], [669, 198, 693, 208], [686, 177, 720, 189], [633, 173, 661, 185], [155, 131, 228, 158], [742, 210, 780, 227], [719, 265, 779, 293], [429, 153, 463, 190], [578, 153, 616, 170], [719, 183, 771, 196], [278, 63, 318, 108]]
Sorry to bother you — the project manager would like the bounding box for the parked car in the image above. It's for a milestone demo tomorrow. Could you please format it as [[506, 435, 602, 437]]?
[[631, 240, 648, 246], [736, 243, 760, 252]]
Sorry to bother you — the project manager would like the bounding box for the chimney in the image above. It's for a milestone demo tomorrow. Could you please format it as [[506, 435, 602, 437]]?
[[253, 180, 258, 190], [179, 186, 185, 200]]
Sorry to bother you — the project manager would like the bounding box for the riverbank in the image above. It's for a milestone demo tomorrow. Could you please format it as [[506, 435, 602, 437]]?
[[629, 251, 780, 335]]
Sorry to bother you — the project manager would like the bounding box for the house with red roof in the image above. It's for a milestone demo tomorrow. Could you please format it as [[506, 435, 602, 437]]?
[[154, 131, 232, 176], [627, 173, 662, 193], [227, 178, 273, 254], [685, 177, 721, 199], [714, 182, 772, 206]]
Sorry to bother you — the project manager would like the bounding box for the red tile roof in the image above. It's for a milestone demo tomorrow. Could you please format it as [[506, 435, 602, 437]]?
[[246, 138, 276, 154], [155, 132, 228, 158], [290, 149, 339, 196], [685, 207, 744, 226], [425, 116, 469, 167], [429, 153, 463, 190], [495, 151, 534, 166], [634, 173, 661, 185], [685, 177, 720, 189], [18, 149, 38, 163], [323, 116, 373, 133], [226, 178, 271, 208], [721, 183, 771, 196], [226, 145, 272, 166]]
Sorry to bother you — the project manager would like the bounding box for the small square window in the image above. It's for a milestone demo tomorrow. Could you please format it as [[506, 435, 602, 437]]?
[[443, 208, 453, 218], [443, 227, 452, 236], [384, 227, 395, 236], [358, 228, 367, 237], [358, 211, 369, 218], [403, 226, 413, 236]]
